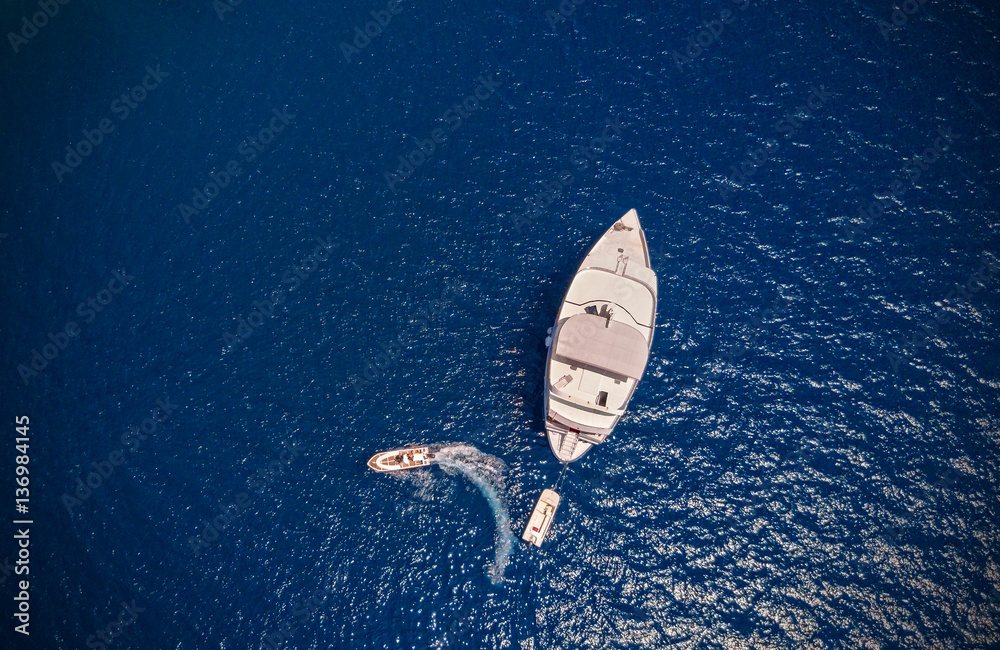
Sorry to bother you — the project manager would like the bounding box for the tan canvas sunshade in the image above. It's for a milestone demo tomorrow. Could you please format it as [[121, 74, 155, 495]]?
[[553, 314, 649, 380]]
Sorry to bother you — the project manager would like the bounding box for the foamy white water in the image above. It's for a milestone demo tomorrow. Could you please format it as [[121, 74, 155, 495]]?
[[434, 444, 516, 583]]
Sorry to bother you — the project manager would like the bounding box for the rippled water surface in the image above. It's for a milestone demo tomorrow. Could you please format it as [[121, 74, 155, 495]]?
[[2, 0, 1000, 648]]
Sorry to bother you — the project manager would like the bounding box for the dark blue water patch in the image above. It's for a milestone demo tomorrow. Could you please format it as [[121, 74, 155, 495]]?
[[3, 0, 1000, 647]]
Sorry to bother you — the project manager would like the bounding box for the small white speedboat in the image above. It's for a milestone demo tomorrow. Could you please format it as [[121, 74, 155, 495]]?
[[367, 446, 435, 472], [522, 489, 561, 547]]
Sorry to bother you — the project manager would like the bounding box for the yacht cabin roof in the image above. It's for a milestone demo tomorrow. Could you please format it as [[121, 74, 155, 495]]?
[[552, 313, 650, 380]]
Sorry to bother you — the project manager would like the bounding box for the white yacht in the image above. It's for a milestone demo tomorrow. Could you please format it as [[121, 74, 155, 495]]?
[[543, 209, 657, 463]]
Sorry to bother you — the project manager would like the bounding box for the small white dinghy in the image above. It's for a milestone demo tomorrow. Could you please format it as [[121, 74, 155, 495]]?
[[521, 489, 561, 547], [367, 446, 435, 472]]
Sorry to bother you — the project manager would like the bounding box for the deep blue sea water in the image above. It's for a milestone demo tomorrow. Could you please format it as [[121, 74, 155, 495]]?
[[2, 0, 1000, 648]]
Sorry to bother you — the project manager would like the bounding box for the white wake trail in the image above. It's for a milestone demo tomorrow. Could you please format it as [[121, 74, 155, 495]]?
[[434, 444, 516, 583]]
